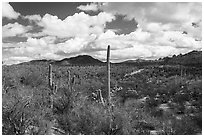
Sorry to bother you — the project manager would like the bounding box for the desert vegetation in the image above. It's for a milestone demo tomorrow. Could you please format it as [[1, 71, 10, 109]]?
[[2, 50, 202, 135]]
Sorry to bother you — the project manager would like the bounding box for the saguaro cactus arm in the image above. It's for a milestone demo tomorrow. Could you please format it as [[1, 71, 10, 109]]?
[[98, 89, 105, 106]]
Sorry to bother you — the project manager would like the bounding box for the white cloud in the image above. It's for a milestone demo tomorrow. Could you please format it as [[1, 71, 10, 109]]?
[[2, 2, 202, 65], [56, 37, 86, 53], [23, 14, 42, 22], [89, 2, 202, 61], [127, 28, 151, 42], [100, 2, 202, 40], [3, 56, 33, 65], [180, 20, 202, 41], [3, 36, 90, 64], [2, 22, 32, 38], [146, 23, 161, 32], [3, 25, 201, 64], [95, 28, 151, 51], [38, 12, 115, 38], [3, 37, 50, 58], [98, 30, 116, 40], [153, 30, 201, 50], [77, 3, 99, 11], [101, 3, 201, 25], [91, 25, 201, 62], [2, 2, 20, 19], [27, 37, 47, 47]]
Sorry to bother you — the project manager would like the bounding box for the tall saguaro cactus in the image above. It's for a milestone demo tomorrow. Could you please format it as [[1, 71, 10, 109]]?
[[49, 64, 53, 89], [107, 45, 111, 105], [67, 70, 71, 90], [48, 64, 57, 109], [107, 45, 113, 132]]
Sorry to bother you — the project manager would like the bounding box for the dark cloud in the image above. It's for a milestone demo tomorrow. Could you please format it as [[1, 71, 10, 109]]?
[[54, 37, 74, 44], [3, 36, 27, 43]]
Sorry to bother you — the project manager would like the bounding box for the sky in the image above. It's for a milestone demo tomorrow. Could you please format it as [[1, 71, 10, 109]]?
[[2, 2, 202, 65]]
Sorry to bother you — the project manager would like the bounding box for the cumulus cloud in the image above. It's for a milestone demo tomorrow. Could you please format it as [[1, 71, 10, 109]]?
[[3, 36, 56, 65], [3, 35, 92, 64], [98, 30, 116, 40], [100, 2, 202, 40], [2, 2, 20, 19], [37, 12, 115, 38], [2, 2, 202, 64], [77, 3, 99, 11], [88, 2, 202, 61], [2, 22, 32, 38], [88, 25, 201, 62], [56, 37, 88, 54], [94, 28, 151, 51], [156, 30, 201, 49], [23, 14, 42, 22], [3, 56, 33, 65], [3, 26, 201, 64], [100, 3, 201, 25]]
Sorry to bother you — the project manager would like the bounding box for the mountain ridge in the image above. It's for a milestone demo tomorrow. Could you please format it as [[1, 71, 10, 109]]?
[[16, 50, 201, 67]]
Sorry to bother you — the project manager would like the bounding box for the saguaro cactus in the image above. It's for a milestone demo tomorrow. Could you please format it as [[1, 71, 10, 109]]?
[[67, 70, 71, 87], [48, 64, 57, 109], [48, 64, 53, 89], [67, 70, 71, 92], [107, 45, 113, 132], [107, 45, 111, 105]]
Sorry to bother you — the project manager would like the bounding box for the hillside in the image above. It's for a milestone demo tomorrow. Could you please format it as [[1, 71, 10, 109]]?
[[120, 50, 202, 67], [18, 55, 104, 66], [55, 55, 103, 65], [161, 50, 202, 67]]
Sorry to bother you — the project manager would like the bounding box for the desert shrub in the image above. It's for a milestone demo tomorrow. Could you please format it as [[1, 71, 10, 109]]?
[[55, 97, 110, 135], [19, 71, 45, 88], [123, 99, 162, 134], [147, 97, 160, 106], [188, 80, 202, 108], [2, 98, 30, 135], [2, 76, 17, 93], [2, 83, 54, 135], [165, 116, 202, 135], [53, 87, 75, 115]]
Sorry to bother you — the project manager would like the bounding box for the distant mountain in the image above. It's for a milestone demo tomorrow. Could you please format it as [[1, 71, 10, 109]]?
[[118, 58, 158, 66], [19, 59, 55, 65], [55, 55, 103, 65], [118, 50, 202, 67], [161, 50, 202, 67], [19, 55, 103, 66], [121, 59, 148, 63], [29, 59, 54, 64], [18, 50, 201, 67]]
